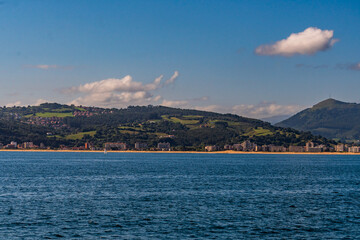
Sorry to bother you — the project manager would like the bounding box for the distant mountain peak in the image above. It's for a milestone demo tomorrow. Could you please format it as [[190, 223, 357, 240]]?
[[312, 98, 347, 109]]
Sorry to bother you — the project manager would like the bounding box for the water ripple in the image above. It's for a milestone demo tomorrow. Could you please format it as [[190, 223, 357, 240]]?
[[0, 152, 360, 239]]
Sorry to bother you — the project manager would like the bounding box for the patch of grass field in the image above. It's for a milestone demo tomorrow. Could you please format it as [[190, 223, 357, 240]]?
[[245, 127, 273, 136], [75, 107, 86, 111], [254, 127, 273, 136], [154, 132, 169, 137], [47, 135, 63, 138], [65, 131, 96, 140], [170, 117, 199, 125], [161, 115, 170, 120], [36, 112, 74, 118], [161, 115, 199, 125], [183, 115, 204, 119], [208, 120, 243, 126], [55, 107, 74, 112]]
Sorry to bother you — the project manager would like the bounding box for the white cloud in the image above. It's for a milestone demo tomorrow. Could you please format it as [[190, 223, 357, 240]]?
[[196, 102, 304, 119], [6, 101, 22, 107], [159, 97, 302, 119], [66, 71, 178, 107], [66, 75, 161, 94], [195, 105, 225, 113], [34, 99, 49, 106], [160, 96, 208, 108], [153, 95, 162, 102], [70, 91, 155, 107], [161, 99, 190, 108], [164, 71, 179, 85], [231, 102, 304, 118], [255, 27, 338, 56]]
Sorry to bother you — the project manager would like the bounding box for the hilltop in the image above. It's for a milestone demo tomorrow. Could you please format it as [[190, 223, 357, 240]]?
[[0, 103, 332, 150], [276, 98, 360, 141]]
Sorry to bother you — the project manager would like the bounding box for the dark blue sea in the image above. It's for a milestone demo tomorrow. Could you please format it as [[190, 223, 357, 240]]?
[[0, 152, 360, 239]]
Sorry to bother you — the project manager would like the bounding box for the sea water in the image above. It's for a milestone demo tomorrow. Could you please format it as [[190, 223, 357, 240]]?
[[0, 152, 359, 239]]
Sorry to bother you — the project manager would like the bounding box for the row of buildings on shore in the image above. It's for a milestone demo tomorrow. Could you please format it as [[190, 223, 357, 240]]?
[[58, 142, 171, 151], [205, 141, 360, 153], [0, 141, 46, 149], [0, 141, 172, 151], [335, 143, 360, 153], [1, 140, 359, 153], [103, 142, 171, 151]]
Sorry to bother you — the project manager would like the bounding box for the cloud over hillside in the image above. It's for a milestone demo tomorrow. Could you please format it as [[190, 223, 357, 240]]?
[[64, 71, 179, 107]]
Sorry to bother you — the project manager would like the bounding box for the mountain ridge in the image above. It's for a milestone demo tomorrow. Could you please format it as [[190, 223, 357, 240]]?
[[0, 102, 332, 149], [276, 98, 360, 140]]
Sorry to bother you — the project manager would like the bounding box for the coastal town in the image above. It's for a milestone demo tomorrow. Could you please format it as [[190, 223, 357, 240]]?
[[0, 140, 359, 153], [0, 103, 359, 154], [20, 107, 114, 129], [206, 141, 360, 153]]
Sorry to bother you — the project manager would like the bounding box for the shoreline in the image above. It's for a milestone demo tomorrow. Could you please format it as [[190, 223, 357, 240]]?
[[0, 149, 359, 155]]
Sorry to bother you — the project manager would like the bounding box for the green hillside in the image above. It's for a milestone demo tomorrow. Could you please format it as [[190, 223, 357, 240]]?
[[276, 98, 360, 141], [0, 103, 333, 149]]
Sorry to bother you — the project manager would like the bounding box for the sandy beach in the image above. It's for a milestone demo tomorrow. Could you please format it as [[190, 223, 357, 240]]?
[[0, 149, 359, 155]]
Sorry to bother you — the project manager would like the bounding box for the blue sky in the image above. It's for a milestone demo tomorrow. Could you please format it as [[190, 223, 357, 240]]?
[[0, 0, 359, 120]]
